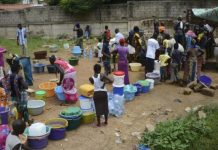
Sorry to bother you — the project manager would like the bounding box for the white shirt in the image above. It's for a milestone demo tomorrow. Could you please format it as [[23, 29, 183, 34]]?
[[180, 21, 183, 29], [5, 133, 21, 150], [92, 74, 107, 91], [115, 32, 124, 44], [146, 38, 160, 59], [97, 42, 103, 57], [16, 28, 27, 45]]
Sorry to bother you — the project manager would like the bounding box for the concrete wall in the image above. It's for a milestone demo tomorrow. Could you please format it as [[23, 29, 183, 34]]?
[[0, 0, 218, 39]]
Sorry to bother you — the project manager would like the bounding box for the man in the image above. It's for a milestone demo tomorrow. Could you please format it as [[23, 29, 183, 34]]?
[[73, 23, 83, 49], [174, 16, 185, 47], [132, 26, 142, 61], [146, 33, 160, 74], [114, 28, 124, 44], [16, 24, 27, 56], [102, 26, 111, 75]]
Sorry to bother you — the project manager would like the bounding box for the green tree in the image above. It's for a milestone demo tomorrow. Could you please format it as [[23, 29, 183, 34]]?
[[0, 0, 20, 4]]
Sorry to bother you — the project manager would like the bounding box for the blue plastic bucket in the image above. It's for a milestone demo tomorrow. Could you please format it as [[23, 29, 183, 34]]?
[[199, 75, 212, 86], [33, 63, 45, 73], [124, 92, 135, 101], [113, 86, 124, 96], [141, 85, 150, 93], [55, 86, 65, 101], [133, 83, 142, 96], [71, 46, 82, 57]]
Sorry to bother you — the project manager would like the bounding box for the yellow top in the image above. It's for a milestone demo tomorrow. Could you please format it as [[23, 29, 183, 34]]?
[[159, 54, 171, 67]]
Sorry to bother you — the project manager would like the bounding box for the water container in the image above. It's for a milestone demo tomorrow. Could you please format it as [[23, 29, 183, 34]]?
[[0, 107, 10, 125], [124, 84, 137, 101], [83, 49, 87, 59], [113, 71, 125, 87], [79, 96, 92, 110], [0, 67, 4, 80], [113, 85, 124, 96], [55, 86, 65, 101], [145, 79, 155, 90], [89, 49, 93, 62], [29, 123, 46, 136], [35, 90, 46, 100], [154, 60, 160, 74], [133, 83, 142, 96], [137, 80, 150, 93], [71, 46, 81, 57]]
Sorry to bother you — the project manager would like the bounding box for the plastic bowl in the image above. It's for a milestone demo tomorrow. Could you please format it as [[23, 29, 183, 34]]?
[[69, 57, 79, 66], [39, 82, 57, 97], [27, 100, 45, 116], [129, 63, 142, 72], [199, 75, 212, 86]]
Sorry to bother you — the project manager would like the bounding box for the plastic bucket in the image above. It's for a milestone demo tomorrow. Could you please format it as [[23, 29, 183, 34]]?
[[113, 71, 125, 87], [65, 116, 81, 131], [47, 65, 57, 73], [45, 118, 68, 140], [145, 79, 154, 90], [0, 107, 9, 125], [79, 96, 92, 110], [35, 90, 46, 100], [124, 92, 135, 101], [33, 63, 45, 73], [82, 112, 95, 124], [55, 86, 65, 101], [113, 86, 124, 96], [146, 72, 160, 84], [63, 43, 69, 49], [69, 58, 79, 66], [199, 75, 212, 86], [133, 83, 142, 96], [27, 137, 48, 149]]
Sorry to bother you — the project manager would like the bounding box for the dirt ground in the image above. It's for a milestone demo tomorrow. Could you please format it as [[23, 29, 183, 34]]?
[[28, 48, 218, 150]]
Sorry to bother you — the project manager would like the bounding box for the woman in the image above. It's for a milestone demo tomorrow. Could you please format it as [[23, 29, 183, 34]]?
[[89, 64, 112, 127], [112, 39, 130, 85], [49, 55, 78, 102]]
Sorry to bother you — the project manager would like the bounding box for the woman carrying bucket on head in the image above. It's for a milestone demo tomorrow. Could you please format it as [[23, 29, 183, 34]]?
[[49, 55, 78, 103]]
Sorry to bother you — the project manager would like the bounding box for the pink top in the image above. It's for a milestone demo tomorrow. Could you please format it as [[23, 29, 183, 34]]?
[[55, 59, 75, 73]]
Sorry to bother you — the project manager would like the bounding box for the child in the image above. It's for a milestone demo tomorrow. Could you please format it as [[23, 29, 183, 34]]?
[[159, 50, 171, 82], [6, 55, 32, 125], [170, 43, 181, 83], [102, 42, 111, 75], [5, 119, 29, 150], [97, 38, 103, 63], [89, 64, 112, 127]]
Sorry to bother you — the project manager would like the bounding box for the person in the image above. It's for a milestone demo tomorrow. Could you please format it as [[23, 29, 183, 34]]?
[[16, 24, 27, 56], [132, 26, 142, 61], [97, 38, 103, 63], [102, 26, 111, 75], [157, 22, 166, 46], [174, 16, 185, 47], [112, 39, 129, 85], [146, 33, 160, 73], [85, 25, 91, 40], [114, 28, 124, 44], [5, 119, 29, 150], [49, 55, 78, 103], [73, 23, 83, 49], [89, 64, 113, 127], [183, 39, 198, 84], [153, 16, 159, 34], [159, 50, 171, 82], [0, 47, 6, 68], [6, 55, 32, 125], [170, 43, 182, 83]]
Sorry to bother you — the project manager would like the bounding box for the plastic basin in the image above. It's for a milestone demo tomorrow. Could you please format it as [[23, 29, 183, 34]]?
[[47, 65, 57, 73], [133, 83, 142, 96], [45, 118, 68, 140], [33, 63, 45, 73], [129, 63, 142, 72], [82, 112, 95, 124], [35, 90, 46, 100], [27, 100, 45, 116], [199, 75, 212, 86], [39, 82, 57, 98]]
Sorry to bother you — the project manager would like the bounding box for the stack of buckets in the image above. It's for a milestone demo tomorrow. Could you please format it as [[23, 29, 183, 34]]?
[[79, 84, 95, 124], [113, 71, 125, 96]]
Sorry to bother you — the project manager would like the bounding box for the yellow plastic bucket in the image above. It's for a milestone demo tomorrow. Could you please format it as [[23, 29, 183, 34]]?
[[35, 90, 46, 100], [82, 112, 95, 124]]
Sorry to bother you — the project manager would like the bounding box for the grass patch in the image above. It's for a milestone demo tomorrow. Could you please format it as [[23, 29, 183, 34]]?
[[188, 105, 218, 150], [0, 36, 71, 55], [140, 105, 218, 150]]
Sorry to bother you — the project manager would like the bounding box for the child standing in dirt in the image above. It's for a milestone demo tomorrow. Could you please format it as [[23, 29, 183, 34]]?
[[97, 38, 103, 63], [89, 64, 112, 127]]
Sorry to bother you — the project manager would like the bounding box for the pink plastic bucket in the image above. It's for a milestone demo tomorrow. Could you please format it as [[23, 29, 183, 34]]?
[[64, 93, 78, 103]]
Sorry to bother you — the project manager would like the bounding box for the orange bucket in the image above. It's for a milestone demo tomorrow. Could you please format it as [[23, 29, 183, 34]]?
[[39, 82, 57, 98]]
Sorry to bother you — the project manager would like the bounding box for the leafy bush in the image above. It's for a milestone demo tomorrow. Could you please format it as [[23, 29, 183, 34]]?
[[140, 113, 211, 150], [0, 0, 20, 4], [47, 0, 60, 5], [60, 0, 102, 14]]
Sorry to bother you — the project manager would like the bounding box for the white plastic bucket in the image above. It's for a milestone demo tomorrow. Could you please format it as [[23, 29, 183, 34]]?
[[79, 96, 92, 110], [145, 79, 154, 90], [154, 60, 160, 73], [63, 43, 70, 49], [113, 75, 125, 87]]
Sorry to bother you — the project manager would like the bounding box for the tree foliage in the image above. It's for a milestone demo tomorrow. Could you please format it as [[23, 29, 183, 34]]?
[[0, 0, 20, 4]]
